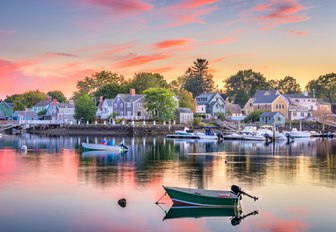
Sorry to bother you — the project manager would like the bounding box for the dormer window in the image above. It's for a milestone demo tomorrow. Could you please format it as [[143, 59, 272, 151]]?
[[264, 91, 270, 96]]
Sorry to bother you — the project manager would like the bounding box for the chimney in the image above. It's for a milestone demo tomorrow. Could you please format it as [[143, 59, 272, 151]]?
[[303, 91, 308, 97], [52, 99, 58, 104], [130, 88, 135, 96]]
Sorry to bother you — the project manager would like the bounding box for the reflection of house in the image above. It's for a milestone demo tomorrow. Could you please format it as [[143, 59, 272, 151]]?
[[112, 89, 147, 119], [0, 100, 13, 120], [45, 99, 75, 123], [195, 93, 226, 117], [259, 111, 285, 127], [96, 96, 114, 119], [12, 110, 38, 121], [243, 90, 289, 118], [32, 97, 52, 113], [176, 108, 193, 124]]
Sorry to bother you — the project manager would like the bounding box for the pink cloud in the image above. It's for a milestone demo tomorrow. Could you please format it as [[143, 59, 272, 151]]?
[[155, 39, 192, 49], [158, 0, 219, 27], [212, 57, 226, 64], [248, 0, 309, 29], [144, 66, 174, 73], [45, 52, 79, 58], [115, 53, 171, 68], [289, 29, 308, 36], [205, 36, 236, 46], [84, 0, 153, 13]]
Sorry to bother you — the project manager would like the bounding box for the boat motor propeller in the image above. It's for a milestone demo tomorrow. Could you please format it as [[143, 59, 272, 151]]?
[[231, 185, 258, 201]]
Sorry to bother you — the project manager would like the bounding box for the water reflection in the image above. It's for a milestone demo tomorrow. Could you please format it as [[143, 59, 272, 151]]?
[[0, 134, 335, 231]]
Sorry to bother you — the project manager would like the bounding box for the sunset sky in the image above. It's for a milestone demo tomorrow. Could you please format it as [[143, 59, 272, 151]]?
[[1, 0, 335, 99]]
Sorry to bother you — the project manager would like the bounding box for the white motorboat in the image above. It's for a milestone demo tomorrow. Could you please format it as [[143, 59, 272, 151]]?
[[242, 133, 267, 141], [82, 142, 128, 151], [285, 128, 311, 138], [168, 127, 219, 140], [222, 133, 243, 140]]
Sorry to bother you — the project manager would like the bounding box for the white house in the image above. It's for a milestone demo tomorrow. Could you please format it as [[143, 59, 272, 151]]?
[[96, 97, 114, 120]]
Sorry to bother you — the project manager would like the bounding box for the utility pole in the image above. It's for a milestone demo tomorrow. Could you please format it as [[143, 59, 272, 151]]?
[[313, 89, 315, 98]]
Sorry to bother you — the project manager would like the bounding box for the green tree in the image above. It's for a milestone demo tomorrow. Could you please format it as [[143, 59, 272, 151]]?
[[130, 72, 168, 94], [306, 73, 336, 102], [184, 59, 215, 97], [76, 71, 126, 95], [74, 93, 96, 122], [273, 76, 301, 94], [176, 89, 195, 111], [4, 94, 20, 103], [94, 83, 123, 99], [168, 75, 188, 93], [224, 69, 271, 107], [47, 90, 67, 103], [144, 87, 176, 121], [13, 90, 47, 110]]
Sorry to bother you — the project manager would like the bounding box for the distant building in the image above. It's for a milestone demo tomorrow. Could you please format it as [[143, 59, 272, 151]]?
[[0, 100, 13, 120], [96, 96, 114, 120], [243, 90, 289, 118], [12, 110, 38, 121], [285, 93, 317, 120], [32, 96, 52, 113], [317, 99, 332, 113], [45, 99, 75, 123], [195, 93, 226, 117], [225, 97, 242, 116], [259, 111, 285, 127], [112, 89, 148, 120], [176, 108, 193, 124]]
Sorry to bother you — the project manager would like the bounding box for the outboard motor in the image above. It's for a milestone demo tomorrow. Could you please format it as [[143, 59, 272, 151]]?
[[231, 185, 258, 201]]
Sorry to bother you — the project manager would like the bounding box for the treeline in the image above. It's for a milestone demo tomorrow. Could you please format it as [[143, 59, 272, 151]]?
[[4, 58, 336, 111]]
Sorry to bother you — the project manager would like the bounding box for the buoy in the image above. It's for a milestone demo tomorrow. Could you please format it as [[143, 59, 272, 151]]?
[[118, 198, 127, 208]]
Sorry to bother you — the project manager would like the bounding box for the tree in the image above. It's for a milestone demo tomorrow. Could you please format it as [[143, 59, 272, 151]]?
[[273, 76, 301, 94], [94, 83, 123, 99], [47, 90, 67, 103], [224, 69, 271, 107], [168, 75, 188, 93], [13, 90, 47, 110], [130, 72, 168, 94], [184, 59, 215, 97], [306, 73, 336, 103], [74, 93, 96, 122], [76, 71, 126, 95], [144, 88, 176, 121], [4, 94, 20, 103], [176, 89, 195, 112]]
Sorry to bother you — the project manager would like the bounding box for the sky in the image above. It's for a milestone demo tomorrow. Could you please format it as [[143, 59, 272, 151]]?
[[0, 0, 335, 99]]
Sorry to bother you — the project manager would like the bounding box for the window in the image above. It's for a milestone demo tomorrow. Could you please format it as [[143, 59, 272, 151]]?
[[293, 112, 297, 117], [114, 103, 117, 108], [265, 104, 267, 108], [127, 111, 131, 116], [137, 103, 142, 108], [117, 98, 120, 102], [282, 104, 284, 109], [301, 113, 304, 117], [276, 104, 278, 109], [120, 103, 123, 107], [257, 105, 260, 109], [127, 103, 131, 108]]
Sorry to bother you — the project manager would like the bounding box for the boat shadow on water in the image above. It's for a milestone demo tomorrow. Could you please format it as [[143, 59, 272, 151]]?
[[162, 205, 258, 226]]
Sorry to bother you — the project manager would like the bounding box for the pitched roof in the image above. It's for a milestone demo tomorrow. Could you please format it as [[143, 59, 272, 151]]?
[[177, 108, 193, 113], [105, 99, 114, 106], [253, 90, 282, 104], [118, 94, 144, 102], [33, 100, 51, 107], [57, 103, 75, 108], [284, 93, 311, 99], [260, 111, 284, 117], [195, 93, 216, 103]]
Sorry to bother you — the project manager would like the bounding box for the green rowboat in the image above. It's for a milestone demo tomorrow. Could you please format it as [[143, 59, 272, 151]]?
[[162, 185, 258, 207]]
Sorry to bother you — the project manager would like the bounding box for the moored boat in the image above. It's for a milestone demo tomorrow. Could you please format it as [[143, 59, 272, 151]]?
[[285, 128, 311, 138], [81, 142, 128, 152], [162, 185, 258, 207]]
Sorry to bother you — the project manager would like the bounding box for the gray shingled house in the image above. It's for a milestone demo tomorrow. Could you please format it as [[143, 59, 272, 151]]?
[[176, 108, 193, 124], [195, 93, 226, 117], [259, 111, 285, 127]]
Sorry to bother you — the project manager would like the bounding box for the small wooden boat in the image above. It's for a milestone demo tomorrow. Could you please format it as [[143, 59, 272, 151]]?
[[81, 142, 128, 152], [163, 185, 258, 207]]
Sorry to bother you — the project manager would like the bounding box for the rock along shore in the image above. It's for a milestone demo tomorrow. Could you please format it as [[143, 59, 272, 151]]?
[[29, 124, 188, 136]]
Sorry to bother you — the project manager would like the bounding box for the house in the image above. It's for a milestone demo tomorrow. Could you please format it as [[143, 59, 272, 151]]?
[[12, 110, 38, 121], [259, 111, 285, 128], [243, 90, 289, 118], [112, 89, 148, 120], [195, 93, 226, 117], [225, 97, 242, 116], [285, 93, 317, 120], [32, 96, 52, 113], [176, 108, 193, 124], [0, 100, 13, 120], [96, 96, 114, 119], [45, 99, 75, 123], [317, 99, 332, 113]]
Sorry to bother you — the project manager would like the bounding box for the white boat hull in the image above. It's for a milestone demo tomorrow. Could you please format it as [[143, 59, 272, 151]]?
[[242, 135, 266, 141], [82, 143, 128, 151]]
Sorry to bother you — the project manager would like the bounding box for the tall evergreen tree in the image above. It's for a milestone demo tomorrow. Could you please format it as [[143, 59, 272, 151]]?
[[183, 59, 215, 97]]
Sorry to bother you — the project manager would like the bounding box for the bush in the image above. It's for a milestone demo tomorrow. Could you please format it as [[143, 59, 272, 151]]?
[[193, 117, 202, 126]]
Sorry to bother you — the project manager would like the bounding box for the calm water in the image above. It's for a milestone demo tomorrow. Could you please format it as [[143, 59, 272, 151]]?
[[0, 134, 335, 232]]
